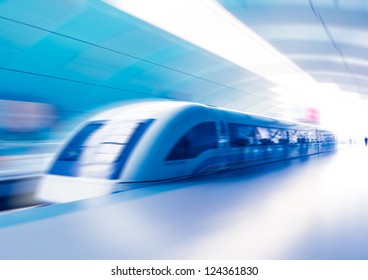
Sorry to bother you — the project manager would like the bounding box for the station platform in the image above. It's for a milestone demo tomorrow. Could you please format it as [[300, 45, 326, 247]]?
[[0, 141, 59, 181], [0, 145, 367, 259]]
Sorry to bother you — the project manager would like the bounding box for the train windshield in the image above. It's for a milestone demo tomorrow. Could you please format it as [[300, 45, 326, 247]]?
[[49, 119, 154, 179]]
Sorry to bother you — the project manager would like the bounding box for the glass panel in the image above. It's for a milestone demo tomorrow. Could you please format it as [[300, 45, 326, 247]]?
[[229, 123, 256, 147], [256, 127, 272, 145], [288, 130, 299, 143], [319, 130, 335, 143], [50, 119, 153, 179], [278, 129, 289, 144], [307, 129, 318, 143], [288, 129, 309, 143], [58, 122, 105, 162], [86, 121, 139, 164], [166, 122, 218, 161]]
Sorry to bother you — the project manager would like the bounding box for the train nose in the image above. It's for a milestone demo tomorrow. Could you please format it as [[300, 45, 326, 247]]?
[[35, 175, 116, 203]]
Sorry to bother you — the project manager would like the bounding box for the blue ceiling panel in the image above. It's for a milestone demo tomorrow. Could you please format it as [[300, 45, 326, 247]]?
[[1, 0, 282, 125]]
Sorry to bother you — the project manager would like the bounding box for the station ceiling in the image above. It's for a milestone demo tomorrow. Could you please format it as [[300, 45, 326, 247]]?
[[1, 0, 367, 125], [221, 0, 368, 96]]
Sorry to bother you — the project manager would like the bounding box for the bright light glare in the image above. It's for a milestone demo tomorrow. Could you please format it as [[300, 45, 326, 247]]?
[[318, 83, 368, 141], [104, 0, 321, 102], [104, 0, 368, 136]]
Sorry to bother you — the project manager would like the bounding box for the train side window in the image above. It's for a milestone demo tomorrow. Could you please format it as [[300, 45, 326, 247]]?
[[256, 127, 288, 144], [297, 130, 308, 143], [308, 129, 318, 143], [166, 122, 218, 161], [288, 130, 309, 143], [319, 130, 335, 143], [229, 123, 255, 147], [256, 127, 272, 145], [288, 130, 299, 143], [278, 129, 289, 144], [267, 128, 289, 144]]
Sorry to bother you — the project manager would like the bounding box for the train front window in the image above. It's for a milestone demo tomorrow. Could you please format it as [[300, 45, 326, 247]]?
[[49, 119, 154, 179], [57, 121, 106, 162], [79, 120, 139, 165]]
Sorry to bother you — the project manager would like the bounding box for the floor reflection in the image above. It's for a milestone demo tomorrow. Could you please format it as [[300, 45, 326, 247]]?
[[0, 147, 367, 259]]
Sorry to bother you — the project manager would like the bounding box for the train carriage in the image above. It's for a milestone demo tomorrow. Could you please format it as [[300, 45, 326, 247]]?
[[36, 101, 337, 203]]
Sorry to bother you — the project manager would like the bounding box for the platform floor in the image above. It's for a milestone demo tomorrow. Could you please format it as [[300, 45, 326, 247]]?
[[0, 145, 367, 259]]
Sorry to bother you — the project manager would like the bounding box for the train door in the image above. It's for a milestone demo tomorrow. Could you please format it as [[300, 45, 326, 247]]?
[[286, 129, 299, 158], [308, 128, 319, 154], [212, 110, 230, 172], [255, 126, 272, 162]]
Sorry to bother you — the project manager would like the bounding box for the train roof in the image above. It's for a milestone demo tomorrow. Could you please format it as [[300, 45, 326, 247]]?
[[219, 106, 315, 130], [90, 100, 319, 130], [91, 100, 197, 121]]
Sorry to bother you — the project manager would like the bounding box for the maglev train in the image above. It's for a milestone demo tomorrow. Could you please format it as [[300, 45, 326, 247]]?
[[36, 100, 337, 203]]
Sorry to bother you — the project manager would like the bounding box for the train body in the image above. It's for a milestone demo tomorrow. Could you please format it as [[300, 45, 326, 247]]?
[[36, 101, 337, 203]]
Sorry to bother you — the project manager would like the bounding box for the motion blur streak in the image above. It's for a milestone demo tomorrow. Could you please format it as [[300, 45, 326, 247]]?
[[105, 0, 322, 104], [105, 0, 368, 140], [1, 148, 368, 259], [0, 100, 58, 179], [0, 100, 55, 134]]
